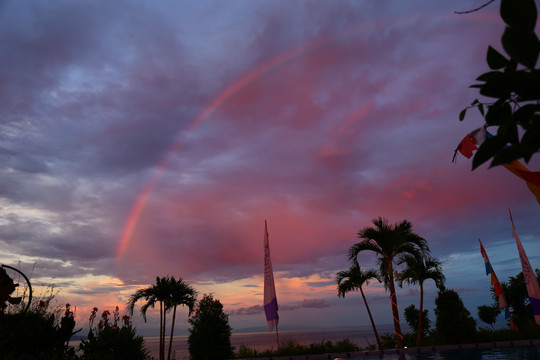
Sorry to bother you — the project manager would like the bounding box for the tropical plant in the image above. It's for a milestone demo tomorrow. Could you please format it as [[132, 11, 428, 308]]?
[[397, 254, 445, 346], [234, 338, 360, 358], [497, 269, 540, 330], [477, 304, 501, 330], [165, 276, 196, 360], [127, 276, 196, 360], [434, 289, 476, 344], [336, 258, 382, 349], [188, 293, 234, 360], [348, 217, 428, 348], [0, 302, 79, 359], [403, 304, 431, 340], [458, 0, 540, 169], [79, 306, 151, 360]]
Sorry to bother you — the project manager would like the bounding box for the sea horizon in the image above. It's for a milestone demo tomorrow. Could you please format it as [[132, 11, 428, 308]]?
[[141, 325, 397, 360]]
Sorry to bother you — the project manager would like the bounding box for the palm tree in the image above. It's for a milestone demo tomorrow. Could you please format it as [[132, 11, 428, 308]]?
[[397, 254, 445, 346], [348, 217, 428, 348], [127, 276, 196, 360], [336, 259, 382, 350], [165, 277, 196, 360]]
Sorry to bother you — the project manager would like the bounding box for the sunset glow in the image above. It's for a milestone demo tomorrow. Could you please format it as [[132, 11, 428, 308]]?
[[1, 1, 539, 338]]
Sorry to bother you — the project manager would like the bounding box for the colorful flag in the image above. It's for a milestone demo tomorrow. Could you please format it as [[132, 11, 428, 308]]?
[[509, 210, 540, 325], [263, 220, 279, 331], [479, 239, 509, 313], [454, 127, 540, 204], [454, 127, 486, 159]]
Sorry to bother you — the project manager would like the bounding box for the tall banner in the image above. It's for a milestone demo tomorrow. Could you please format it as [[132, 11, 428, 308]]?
[[479, 240, 511, 319], [264, 220, 279, 331], [509, 210, 540, 325]]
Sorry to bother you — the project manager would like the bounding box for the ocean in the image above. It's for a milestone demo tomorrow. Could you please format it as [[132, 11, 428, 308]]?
[[143, 325, 394, 359]]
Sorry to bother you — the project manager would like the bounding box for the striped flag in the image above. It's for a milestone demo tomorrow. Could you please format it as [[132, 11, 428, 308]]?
[[479, 240, 509, 311], [479, 239, 517, 330], [454, 127, 540, 204], [509, 210, 540, 325], [263, 220, 279, 331]]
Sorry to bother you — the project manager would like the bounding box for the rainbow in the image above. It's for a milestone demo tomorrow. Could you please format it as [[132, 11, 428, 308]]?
[[115, 35, 341, 260], [115, 12, 488, 259]]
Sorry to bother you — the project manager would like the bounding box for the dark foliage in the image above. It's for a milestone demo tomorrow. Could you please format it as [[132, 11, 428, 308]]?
[[404, 304, 431, 337], [434, 289, 476, 344], [497, 269, 540, 331], [234, 338, 360, 359], [477, 304, 501, 329], [188, 294, 234, 360], [0, 305, 78, 360], [79, 307, 151, 360], [459, 0, 540, 168]]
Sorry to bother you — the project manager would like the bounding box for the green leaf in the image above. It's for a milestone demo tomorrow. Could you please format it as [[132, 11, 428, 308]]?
[[500, 0, 537, 30], [490, 145, 525, 167], [497, 121, 518, 144], [485, 102, 512, 126], [521, 124, 540, 150], [514, 104, 540, 127], [512, 70, 540, 101], [472, 136, 507, 170], [487, 46, 509, 69], [501, 26, 540, 69], [478, 103, 485, 117], [475, 71, 511, 98], [459, 108, 467, 121]]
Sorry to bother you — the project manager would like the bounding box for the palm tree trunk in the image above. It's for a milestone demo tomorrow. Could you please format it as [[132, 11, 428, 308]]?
[[159, 301, 165, 360], [162, 307, 167, 360], [167, 305, 177, 360], [359, 287, 382, 349], [388, 259, 403, 348], [159, 301, 164, 360], [417, 283, 424, 346]]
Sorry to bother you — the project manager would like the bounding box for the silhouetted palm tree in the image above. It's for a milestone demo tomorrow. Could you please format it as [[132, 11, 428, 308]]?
[[349, 217, 428, 348], [165, 277, 196, 360], [127, 276, 196, 360], [397, 254, 445, 346], [336, 259, 382, 350]]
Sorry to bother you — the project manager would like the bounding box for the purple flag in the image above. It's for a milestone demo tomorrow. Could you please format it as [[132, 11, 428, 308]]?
[[264, 220, 279, 331]]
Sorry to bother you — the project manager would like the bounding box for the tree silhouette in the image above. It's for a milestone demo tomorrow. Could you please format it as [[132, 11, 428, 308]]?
[[127, 276, 196, 360], [336, 258, 382, 349], [434, 289, 476, 344], [349, 217, 428, 348], [477, 304, 500, 330], [397, 254, 445, 345], [188, 294, 233, 360]]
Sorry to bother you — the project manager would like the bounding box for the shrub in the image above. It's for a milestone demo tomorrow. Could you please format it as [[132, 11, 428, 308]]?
[[188, 294, 234, 360], [233, 338, 360, 358], [78, 306, 150, 360], [0, 303, 78, 360]]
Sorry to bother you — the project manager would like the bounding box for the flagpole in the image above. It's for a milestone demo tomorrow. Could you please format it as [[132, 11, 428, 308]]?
[[275, 324, 280, 348]]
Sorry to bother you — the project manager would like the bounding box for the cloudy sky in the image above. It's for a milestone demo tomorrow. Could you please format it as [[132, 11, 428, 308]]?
[[1, 0, 539, 336]]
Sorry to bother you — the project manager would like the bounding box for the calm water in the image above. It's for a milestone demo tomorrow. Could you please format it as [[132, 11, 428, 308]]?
[[143, 326, 392, 359]]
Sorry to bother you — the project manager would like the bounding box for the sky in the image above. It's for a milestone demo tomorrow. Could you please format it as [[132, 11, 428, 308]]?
[[1, 0, 540, 338]]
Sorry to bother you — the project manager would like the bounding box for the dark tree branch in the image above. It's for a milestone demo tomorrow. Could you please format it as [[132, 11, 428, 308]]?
[[455, 0, 496, 14]]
